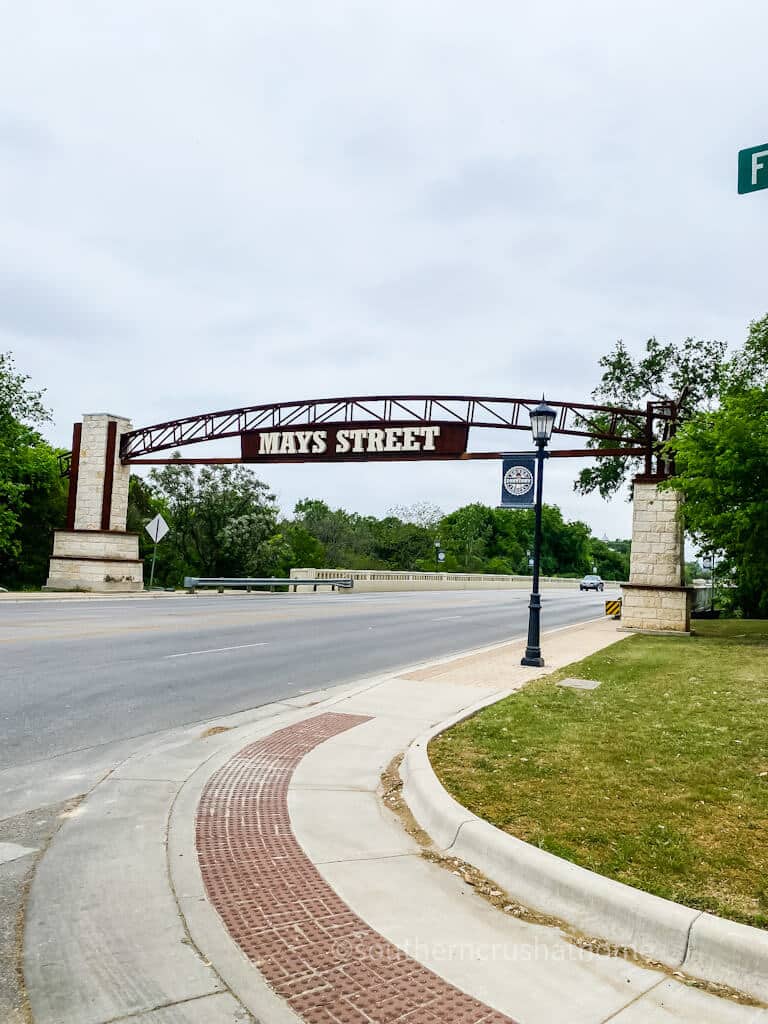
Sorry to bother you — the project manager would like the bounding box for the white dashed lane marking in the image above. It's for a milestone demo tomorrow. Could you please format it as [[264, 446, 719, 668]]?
[[165, 642, 269, 659]]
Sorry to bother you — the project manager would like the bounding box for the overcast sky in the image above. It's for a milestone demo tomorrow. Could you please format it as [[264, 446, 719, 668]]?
[[3, 2, 766, 538]]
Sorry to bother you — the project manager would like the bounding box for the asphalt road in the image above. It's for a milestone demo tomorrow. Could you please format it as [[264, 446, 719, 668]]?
[[0, 588, 609, 773], [0, 586, 610, 973]]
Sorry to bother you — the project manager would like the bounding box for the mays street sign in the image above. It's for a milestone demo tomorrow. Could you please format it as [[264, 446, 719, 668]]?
[[738, 143, 768, 194], [241, 421, 469, 463]]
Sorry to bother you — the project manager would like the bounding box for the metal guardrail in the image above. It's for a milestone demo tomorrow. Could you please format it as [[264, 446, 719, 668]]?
[[183, 576, 354, 593]]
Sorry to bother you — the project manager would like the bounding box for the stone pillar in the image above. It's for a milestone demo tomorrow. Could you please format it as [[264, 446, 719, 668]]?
[[46, 414, 143, 592], [621, 480, 692, 634]]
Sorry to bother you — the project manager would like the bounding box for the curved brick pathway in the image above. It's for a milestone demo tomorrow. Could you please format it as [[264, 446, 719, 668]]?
[[196, 712, 517, 1024]]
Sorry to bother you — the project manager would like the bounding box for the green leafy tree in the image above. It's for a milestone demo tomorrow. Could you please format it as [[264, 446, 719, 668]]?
[[219, 508, 286, 577], [666, 387, 768, 617], [125, 463, 632, 584], [370, 516, 435, 570], [143, 461, 281, 582], [279, 522, 326, 570], [541, 508, 592, 575], [1, 351, 52, 556], [588, 538, 630, 581], [6, 452, 68, 586], [576, 334, 729, 499], [486, 509, 528, 571], [439, 504, 493, 571], [725, 314, 768, 391], [436, 503, 600, 577], [126, 475, 164, 584], [0, 353, 67, 587], [293, 499, 376, 568]]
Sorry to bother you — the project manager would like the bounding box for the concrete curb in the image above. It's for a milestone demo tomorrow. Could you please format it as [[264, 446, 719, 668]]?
[[401, 698, 768, 1005], [685, 913, 768, 1005]]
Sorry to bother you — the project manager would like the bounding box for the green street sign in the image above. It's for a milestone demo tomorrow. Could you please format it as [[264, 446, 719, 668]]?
[[738, 143, 768, 194]]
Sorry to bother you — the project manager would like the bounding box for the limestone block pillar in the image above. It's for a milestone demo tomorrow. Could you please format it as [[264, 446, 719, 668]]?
[[46, 414, 143, 592], [621, 480, 692, 634]]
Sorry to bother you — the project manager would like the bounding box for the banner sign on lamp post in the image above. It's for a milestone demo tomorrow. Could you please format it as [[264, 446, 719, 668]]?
[[500, 456, 536, 509]]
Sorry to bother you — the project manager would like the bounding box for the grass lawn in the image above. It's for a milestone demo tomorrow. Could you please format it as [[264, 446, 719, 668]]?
[[430, 620, 768, 929]]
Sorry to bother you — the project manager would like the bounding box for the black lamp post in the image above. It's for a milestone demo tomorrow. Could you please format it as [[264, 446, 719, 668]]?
[[521, 398, 557, 667]]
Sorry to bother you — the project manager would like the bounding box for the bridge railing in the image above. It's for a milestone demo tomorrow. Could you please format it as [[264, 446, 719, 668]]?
[[183, 576, 353, 593], [289, 568, 622, 594]]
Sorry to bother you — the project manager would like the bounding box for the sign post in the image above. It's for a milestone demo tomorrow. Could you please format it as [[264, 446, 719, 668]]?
[[145, 513, 170, 589], [738, 143, 768, 194]]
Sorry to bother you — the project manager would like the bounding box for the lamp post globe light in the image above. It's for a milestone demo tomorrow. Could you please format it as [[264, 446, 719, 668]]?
[[521, 398, 557, 667]]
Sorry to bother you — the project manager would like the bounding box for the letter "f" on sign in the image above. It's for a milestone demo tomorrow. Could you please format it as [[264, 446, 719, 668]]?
[[752, 150, 768, 185], [738, 143, 768, 194]]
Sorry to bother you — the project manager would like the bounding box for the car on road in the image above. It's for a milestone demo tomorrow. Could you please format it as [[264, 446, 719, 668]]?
[[579, 574, 604, 592]]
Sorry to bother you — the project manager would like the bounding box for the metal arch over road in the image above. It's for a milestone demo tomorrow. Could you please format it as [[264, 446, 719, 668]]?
[[118, 394, 676, 472]]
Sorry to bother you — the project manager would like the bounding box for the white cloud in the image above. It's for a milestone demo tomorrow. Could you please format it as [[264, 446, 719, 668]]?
[[1, 0, 765, 539]]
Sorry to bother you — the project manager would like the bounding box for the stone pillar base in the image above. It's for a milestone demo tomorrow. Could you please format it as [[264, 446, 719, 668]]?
[[620, 583, 693, 634], [45, 530, 143, 592]]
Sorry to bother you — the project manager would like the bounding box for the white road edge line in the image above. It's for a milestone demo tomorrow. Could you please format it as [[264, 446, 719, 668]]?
[[165, 642, 269, 659], [432, 616, 463, 621]]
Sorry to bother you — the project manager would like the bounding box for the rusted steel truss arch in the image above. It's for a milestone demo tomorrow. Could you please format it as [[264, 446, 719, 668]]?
[[119, 395, 675, 462]]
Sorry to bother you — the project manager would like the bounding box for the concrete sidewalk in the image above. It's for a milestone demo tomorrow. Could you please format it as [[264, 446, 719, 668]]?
[[0, 589, 184, 601], [21, 619, 768, 1024]]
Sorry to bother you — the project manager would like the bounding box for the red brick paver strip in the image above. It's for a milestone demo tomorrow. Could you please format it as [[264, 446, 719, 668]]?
[[196, 712, 517, 1024]]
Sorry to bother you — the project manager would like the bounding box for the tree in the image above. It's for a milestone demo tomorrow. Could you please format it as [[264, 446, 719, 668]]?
[[439, 504, 493, 571], [665, 387, 768, 617], [588, 538, 630, 581], [127, 475, 183, 585], [726, 314, 768, 392], [371, 516, 435, 570], [436, 503, 604, 577], [292, 499, 376, 568], [126, 462, 632, 584], [576, 334, 729, 499], [0, 353, 67, 587], [387, 502, 443, 530], [0, 352, 50, 427], [279, 522, 326, 570], [144, 461, 282, 583]]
